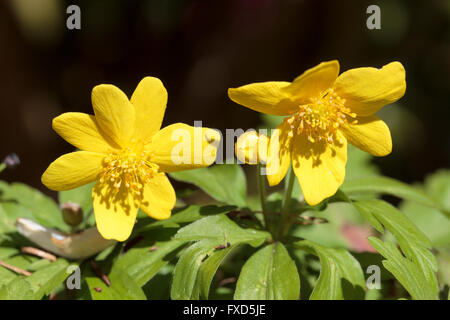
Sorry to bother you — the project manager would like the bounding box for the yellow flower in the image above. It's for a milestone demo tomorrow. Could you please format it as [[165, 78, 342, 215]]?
[[235, 131, 269, 165], [42, 77, 219, 241], [228, 61, 406, 205]]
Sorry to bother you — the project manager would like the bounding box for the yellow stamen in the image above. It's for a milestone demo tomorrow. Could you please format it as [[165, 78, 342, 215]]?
[[100, 144, 159, 195], [287, 89, 354, 144]]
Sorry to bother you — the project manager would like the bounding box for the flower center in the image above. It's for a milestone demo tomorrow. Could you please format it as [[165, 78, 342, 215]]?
[[285, 88, 357, 144], [99, 142, 159, 195]]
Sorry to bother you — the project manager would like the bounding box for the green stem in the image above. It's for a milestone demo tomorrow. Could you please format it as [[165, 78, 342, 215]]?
[[277, 168, 295, 240], [0, 163, 6, 174], [257, 164, 270, 232]]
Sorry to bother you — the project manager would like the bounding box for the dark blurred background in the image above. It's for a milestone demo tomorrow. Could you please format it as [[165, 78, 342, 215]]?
[[0, 0, 449, 197]]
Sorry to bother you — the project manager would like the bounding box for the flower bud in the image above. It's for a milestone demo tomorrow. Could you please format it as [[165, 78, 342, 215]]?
[[235, 131, 269, 165], [3, 153, 20, 169], [61, 202, 83, 227]]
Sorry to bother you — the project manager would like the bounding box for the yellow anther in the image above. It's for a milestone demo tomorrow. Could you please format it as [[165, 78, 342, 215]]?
[[100, 142, 160, 197], [289, 88, 355, 145]]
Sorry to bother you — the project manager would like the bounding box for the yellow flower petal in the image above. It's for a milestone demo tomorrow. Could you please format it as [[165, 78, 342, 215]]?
[[140, 173, 175, 220], [266, 120, 292, 186], [130, 77, 168, 141], [228, 82, 297, 116], [283, 60, 340, 103], [42, 151, 104, 191], [92, 181, 140, 242], [292, 132, 347, 205], [339, 115, 392, 157], [52, 112, 119, 153], [148, 123, 220, 172], [333, 61, 406, 116], [91, 84, 135, 147]]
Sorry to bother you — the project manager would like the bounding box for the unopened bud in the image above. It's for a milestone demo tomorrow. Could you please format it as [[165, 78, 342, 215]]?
[[235, 131, 269, 165], [3, 153, 20, 169], [61, 202, 83, 227]]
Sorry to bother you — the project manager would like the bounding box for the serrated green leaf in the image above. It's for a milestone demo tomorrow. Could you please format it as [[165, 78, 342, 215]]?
[[368, 237, 437, 300], [0, 277, 34, 300], [0, 265, 19, 288], [354, 200, 439, 300], [169, 165, 247, 207], [86, 267, 146, 300], [293, 240, 365, 300], [342, 176, 443, 211], [0, 259, 69, 300], [354, 200, 434, 255], [234, 243, 300, 300], [1, 254, 40, 270], [26, 259, 70, 299]]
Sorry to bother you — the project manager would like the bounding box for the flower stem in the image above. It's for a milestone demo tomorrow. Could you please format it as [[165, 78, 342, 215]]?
[[257, 164, 270, 231], [277, 167, 295, 240]]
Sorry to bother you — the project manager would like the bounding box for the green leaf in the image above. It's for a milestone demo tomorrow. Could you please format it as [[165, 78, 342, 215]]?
[[0, 259, 69, 300], [136, 204, 236, 233], [174, 215, 270, 247], [0, 247, 19, 260], [234, 243, 300, 300], [0, 181, 67, 231], [423, 169, 450, 212], [26, 259, 70, 299], [400, 201, 450, 248], [171, 239, 236, 300], [86, 267, 146, 300], [194, 244, 236, 299], [354, 200, 434, 254], [354, 200, 439, 300], [169, 165, 247, 207], [342, 176, 443, 210], [171, 214, 271, 299], [293, 240, 365, 300], [0, 254, 42, 289], [113, 230, 186, 287], [368, 237, 437, 300], [0, 265, 19, 289], [0, 277, 34, 300]]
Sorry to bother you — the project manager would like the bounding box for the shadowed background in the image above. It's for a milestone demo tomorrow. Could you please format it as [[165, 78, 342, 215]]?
[[0, 0, 449, 197]]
